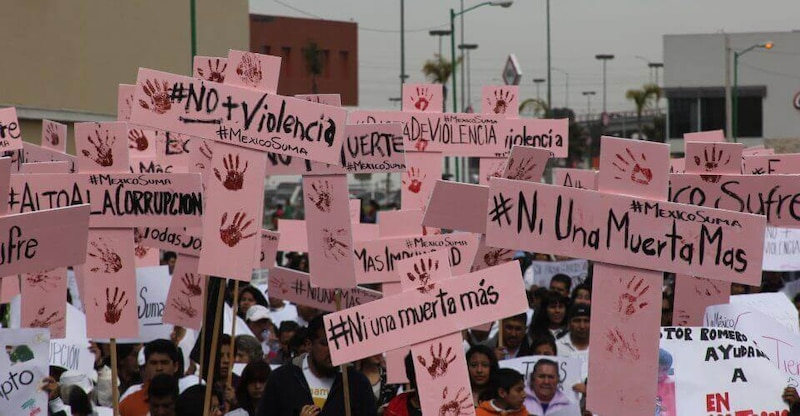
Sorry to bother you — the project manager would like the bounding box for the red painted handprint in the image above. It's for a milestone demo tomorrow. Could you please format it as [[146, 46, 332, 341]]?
[[490, 90, 515, 114], [414, 137, 430, 152], [195, 140, 214, 170], [417, 342, 456, 379], [213, 153, 248, 191], [505, 157, 537, 181], [412, 87, 433, 111], [617, 276, 650, 318], [605, 328, 641, 361], [45, 123, 60, 146], [219, 211, 257, 247], [82, 129, 116, 167], [402, 168, 426, 193], [138, 79, 172, 114], [321, 228, 350, 261], [25, 272, 60, 292], [236, 53, 263, 87], [180, 273, 203, 298], [483, 248, 512, 267], [171, 297, 197, 319], [438, 387, 472, 416], [128, 129, 149, 152], [96, 287, 129, 324], [307, 180, 333, 213], [197, 58, 227, 83], [269, 276, 290, 295], [406, 257, 439, 294], [692, 276, 723, 297], [133, 228, 150, 258], [29, 307, 64, 328], [612, 148, 653, 185], [694, 144, 730, 183], [88, 238, 123, 274]]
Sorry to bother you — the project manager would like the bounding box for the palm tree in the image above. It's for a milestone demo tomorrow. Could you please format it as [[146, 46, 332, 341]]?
[[303, 42, 324, 94], [421, 54, 461, 112], [625, 83, 662, 139]]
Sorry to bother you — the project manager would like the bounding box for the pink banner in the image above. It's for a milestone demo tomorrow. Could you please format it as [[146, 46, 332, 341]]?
[[485, 178, 766, 284], [269, 267, 381, 312], [193, 56, 228, 84], [422, 180, 488, 234], [225, 50, 281, 93], [324, 261, 528, 365], [597, 136, 670, 200], [672, 274, 730, 326], [479, 157, 506, 186], [742, 154, 800, 175], [19, 162, 70, 174], [403, 84, 443, 113], [295, 94, 342, 106], [0, 107, 23, 151], [669, 173, 800, 227], [75, 122, 131, 173], [117, 84, 135, 121], [9, 173, 203, 227], [501, 146, 551, 182], [162, 254, 205, 330], [260, 230, 280, 269], [684, 130, 725, 142], [684, 142, 743, 179], [552, 168, 598, 190], [41, 120, 67, 153], [21, 267, 67, 338], [138, 226, 202, 256], [401, 152, 442, 211], [499, 118, 569, 158], [743, 145, 774, 156], [304, 175, 357, 288], [130, 68, 348, 165], [482, 85, 519, 117]]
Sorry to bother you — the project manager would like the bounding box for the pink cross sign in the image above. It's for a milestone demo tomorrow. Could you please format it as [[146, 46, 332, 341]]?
[[0, 108, 23, 151]]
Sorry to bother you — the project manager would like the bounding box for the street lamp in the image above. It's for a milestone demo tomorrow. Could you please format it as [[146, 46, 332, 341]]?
[[388, 97, 402, 108], [595, 54, 614, 115], [649, 62, 664, 86], [732, 40, 773, 142], [582, 91, 596, 118], [552, 67, 569, 108], [450, 0, 513, 113], [429, 29, 452, 57], [459, 44, 479, 110], [533, 78, 546, 101]]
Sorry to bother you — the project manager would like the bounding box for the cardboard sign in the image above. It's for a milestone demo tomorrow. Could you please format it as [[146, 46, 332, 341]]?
[[117, 84, 136, 121], [268, 267, 381, 312], [501, 146, 551, 182], [324, 261, 528, 365], [49, 303, 94, 375], [422, 181, 488, 234], [401, 152, 442, 211], [21, 268, 67, 338], [684, 142, 743, 180], [295, 94, 342, 106], [597, 136, 670, 199], [729, 293, 799, 333], [260, 230, 280, 269], [672, 274, 730, 326], [41, 120, 67, 153], [479, 157, 506, 186], [683, 130, 725, 142], [524, 259, 589, 290], [193, 56, 228, 83], [276, 219, 307, 251], [659, 326, 788, 415], [163, 255, 204, 330], [670, 158, 685, 174], [138, 226, 201, 256], [75, 122, 131, 173], [763, 226, 800, 271], [403, 84, 443, 113], [0, 107, 23, 151], [11, 142, 76, 173], [485, 178, 766, 284], [19, 162, 70, 174], [469, 234, 515, 272], [225, 50, 281, 93], [499, 118, 569, 158], [130, 68, 349, 165], [553, 168, 598, 190], [378, 210, 429, 238], [743, 145, 774, 156], [742, 153, 800, 175], [0, 328, 50, 415], [499, 355, 583, 404], [10, 173, 203, 227], [669, 174, 800, 227], [481, 86, 519, 117]]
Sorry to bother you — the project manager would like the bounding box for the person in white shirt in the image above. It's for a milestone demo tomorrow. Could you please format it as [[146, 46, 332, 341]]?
[[556, 304, 591, 403]]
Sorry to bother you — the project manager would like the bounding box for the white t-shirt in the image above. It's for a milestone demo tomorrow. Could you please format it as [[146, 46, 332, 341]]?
[[302, 355, 335, 409], [557, 335, 590, 380], [270, 302, 299, 327]]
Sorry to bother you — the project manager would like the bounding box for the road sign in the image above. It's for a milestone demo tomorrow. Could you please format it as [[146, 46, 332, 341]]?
[[502, 54, 522, 86]]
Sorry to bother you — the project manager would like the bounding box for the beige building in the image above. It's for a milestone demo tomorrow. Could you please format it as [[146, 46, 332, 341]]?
[[0, 0, 248, 153]]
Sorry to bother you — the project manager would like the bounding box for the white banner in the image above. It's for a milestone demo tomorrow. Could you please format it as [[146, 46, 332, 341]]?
[[524, 259, 589, 291], [729, 293, 799, 334], [763, 227, 800, 271], [0, 328, 50, 416], [498, 355, 582, 404], [49, 303, 93, 375], [660, 327, 789, 415]]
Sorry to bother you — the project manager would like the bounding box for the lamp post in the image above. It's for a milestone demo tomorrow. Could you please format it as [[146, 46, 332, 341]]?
[[595, 54, 614, 115], [552, 67, 568, 108], [545, 0, 552, 113], [400, 0, 407, 99], [450, 0, 513, 114], [635, 55, 653, 83], [429, 29, 452, 57], [649, 62, 664, 114], [459, 44, 479, 110], [732, 40, 773, 142], [582, 91, 596, 118], [533, 78, 546, 102]]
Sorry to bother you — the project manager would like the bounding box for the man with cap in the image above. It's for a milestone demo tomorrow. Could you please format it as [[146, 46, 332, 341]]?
[[246, 304, 275, 357]]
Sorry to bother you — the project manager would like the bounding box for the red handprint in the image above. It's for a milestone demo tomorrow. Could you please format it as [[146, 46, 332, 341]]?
[[180, 273, 203, 298], [134, 243, 150, 259], [402, 168, 426, 193], [213, 153, 248, 191], [128, 129, 149, 152], [269, 276, 290, 295], [694, 144, 730, 183], [195, 140, 214, 170], [197, 58, 227, 83], [307, 180, 333, 213], [438, 387, 472, 416], [617, 276, 650, 318], [321, 228, 350, 261], [96, 287, 129, 324], [505, 157, 536, 181], [406, 257, 439, 294], [417, 342, 456, 379], [138, 79, 172, 114], [82, 129, 116, 167], [692, 276, 723, 297], [490, 90, 515, 114], [612, 148, 653, 185], [236, 53, 263, 87], [605, 328, 641, 361], [412, 87, 433, 111], [25, 272, 60, 292], [29, 307, 63, 328], [88, 238, 123, 274], [44, 123, 60, 146], [483, 248, 512, 267], [219, 211, 257, 247], [414, 137, 430, 152], [170, 297, 197, 318]]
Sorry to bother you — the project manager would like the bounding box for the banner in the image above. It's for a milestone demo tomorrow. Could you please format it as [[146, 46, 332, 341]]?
[[499, 355, 583, 403], [763, 227, 800, 271], [524, 259, 589, 290], [0, 328, 49, 416], [49, 303, 94, 376], [97, 266, 173, 343]]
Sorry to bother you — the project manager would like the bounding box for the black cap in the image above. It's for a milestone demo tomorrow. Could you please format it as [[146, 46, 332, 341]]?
[[569, 304, 590, 320]]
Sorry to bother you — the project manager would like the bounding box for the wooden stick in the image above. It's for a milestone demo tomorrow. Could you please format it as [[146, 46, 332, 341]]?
[[227, 280, 240, 388], [110, 338, 120, 416], [334, 290, 352, 416], [203, 279, 226, 416], [498, 319, 505, 349], [198, 276, 207, 380]]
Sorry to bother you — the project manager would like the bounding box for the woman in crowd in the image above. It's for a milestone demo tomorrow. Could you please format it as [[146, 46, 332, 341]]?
[[234, 361, 272, 415], [476, 368, 528, 416], [354, 354, 398, 408], [529, 290, 570, 340], [237, 286, 269, 321], [571, 283, 591, 306], [467, 345, 500, 407]]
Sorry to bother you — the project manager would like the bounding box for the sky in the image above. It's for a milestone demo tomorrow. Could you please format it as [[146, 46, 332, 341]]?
[[250, 0, 800, 115]]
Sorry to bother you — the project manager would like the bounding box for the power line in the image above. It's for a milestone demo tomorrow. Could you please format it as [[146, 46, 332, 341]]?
[[738, 61, 800, 81]]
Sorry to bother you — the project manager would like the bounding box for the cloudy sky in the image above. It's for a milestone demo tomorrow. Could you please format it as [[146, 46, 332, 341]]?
[[250, 0, 800, 115]]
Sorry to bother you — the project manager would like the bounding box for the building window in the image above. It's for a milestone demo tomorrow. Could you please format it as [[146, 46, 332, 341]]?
[[736, 96, 763, 138], [339, 51, 349, 80], [668, 98, 699, 138], [281, 47, 291, 78], [700, 97, 725, 132]]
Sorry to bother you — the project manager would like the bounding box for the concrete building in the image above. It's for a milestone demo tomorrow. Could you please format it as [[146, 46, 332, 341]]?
[[663, 31, 800, 152], [0, 0, 248, 150]]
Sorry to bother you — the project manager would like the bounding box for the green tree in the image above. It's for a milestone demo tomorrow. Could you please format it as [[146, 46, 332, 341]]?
[[303, 42, 324, 94], [421, 54, 461, 112], [625, 83, 662, 139]]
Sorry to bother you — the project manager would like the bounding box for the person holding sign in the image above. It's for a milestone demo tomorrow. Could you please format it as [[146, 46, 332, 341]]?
[[476, 368, 529, 416], [524, 360, 581, 416]]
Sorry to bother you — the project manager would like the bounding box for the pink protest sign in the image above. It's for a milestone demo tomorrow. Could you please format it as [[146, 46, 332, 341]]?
[[403, 84, 443, 113], [499, 118, 569, 158], [324, 260, 528, 365], [672, 274, 730, 326], [353, 232, 479, 284], [19, 161, 70, 174], [126, 127, 157, 159], [14, 142, 76, 173], [669, 174, 800, 227], [684, 141, 743, 179], [117, 84, 135, 121], [684, 130, 725, 142], [129, 68, 349, 165], [74, 122, 130, 173], [304, 175, 357, 288], [260, 230, 280, 269], [382, 282, 410, 384], [225, 50, 281, 93], [0, 107, 23, 151], [597, 136, 670, 199], [0, 275, 19, 304], [482, 86, 519, 116], [9, 173, 203, 227], [295, 94, 342, 106], [470, 235, 514, 272], [422, 180, 488, 234], [269, 267, 381, 312], [479, 157, 506, 185], [398, 250, 452, 293], [401, 152, 442, 210], [379, 210, 421, 237], [669, 158, 685, 174], [743, 145, 774, 156], [553, 168, 598, 190], [199, 143, 266, 281], [138, 226, 201, 256], [484, 178, 766, 284], [276, 219, 307, 251], [742, 153, 800, 175], [352, 223, 380, 242], [193, 56, 228, 83], [41, 120, 67, 153], [133, 228, 159, 268], [587, 264, 662, 415], [162, 254, 205, 329], [21, 267, 67, 338], [349, 200, 360, 223], [83, 229, 138, 338], [501, 146, 551, 182]]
